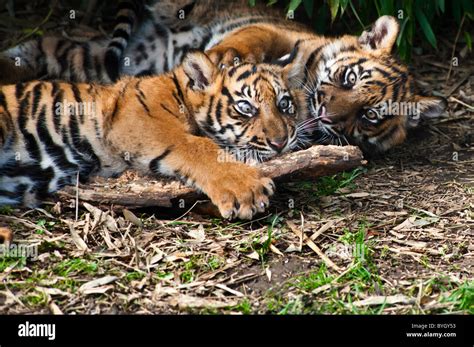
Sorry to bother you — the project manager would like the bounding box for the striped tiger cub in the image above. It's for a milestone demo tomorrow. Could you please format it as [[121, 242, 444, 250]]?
[[0, 2, 447, 154], [207, 15, 448, 153], [0, 51, 309, 219], [0, 0, 285, 84]]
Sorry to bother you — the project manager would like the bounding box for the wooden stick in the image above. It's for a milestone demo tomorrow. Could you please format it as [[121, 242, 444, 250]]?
[[57, 145, 366, 209]]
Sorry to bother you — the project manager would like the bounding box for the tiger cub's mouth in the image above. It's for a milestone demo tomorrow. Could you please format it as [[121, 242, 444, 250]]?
[[308, 102, 351, 146]]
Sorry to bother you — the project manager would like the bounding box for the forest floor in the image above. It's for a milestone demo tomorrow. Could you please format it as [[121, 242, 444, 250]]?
[[0, 2, 472, 314]]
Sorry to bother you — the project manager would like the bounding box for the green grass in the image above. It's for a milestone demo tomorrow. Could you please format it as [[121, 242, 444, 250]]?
[[445, 281, 474, 313], [21, 291, 48, 307], [230, 299, 253, 314], [0, 205, 14, 215], [54, 258, 98, 276], [292, 264, 334, 292], [156, 271, 174, 281], [0, 256, 27, 271], [125, 271, 146, 282], [176, 253, 227, 284], [205, 256, 224, 271], [54, 278, 79, 292], [252, 214, 280, 262], [263, 221, 389, 314], [316, 168, 366, 196], [292, 168, 366, 198]]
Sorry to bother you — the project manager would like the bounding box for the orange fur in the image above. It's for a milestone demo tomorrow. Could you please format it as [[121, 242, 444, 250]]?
[[0, 51, 309, 219], [207, 16, 447, 152]]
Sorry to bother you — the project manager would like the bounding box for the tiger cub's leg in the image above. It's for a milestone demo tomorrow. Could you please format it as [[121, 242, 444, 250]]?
[[206, 24, 307, 66], [107, 122, 274, 220], [149, 134, 275, 220]]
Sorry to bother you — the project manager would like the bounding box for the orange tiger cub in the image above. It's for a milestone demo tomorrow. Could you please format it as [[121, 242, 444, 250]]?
[[207, 16, 448, 153], [0, 51, 307, 219]]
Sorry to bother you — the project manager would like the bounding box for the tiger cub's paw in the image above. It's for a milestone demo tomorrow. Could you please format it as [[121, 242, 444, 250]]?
[[208, 47, 256, 69], [206, 164, 275, 220]]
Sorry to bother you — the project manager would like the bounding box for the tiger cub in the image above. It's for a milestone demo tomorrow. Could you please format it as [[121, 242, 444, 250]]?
[[0, 51, 307, 219], [0, 2, 447, 153], [0, 0, 286, 84], [206, 15, 448, 153]]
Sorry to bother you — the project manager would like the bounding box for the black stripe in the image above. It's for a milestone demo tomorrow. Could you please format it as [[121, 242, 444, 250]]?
[[71, 83, 82, 102], [93, 56, 103, 80], [198, 32, 213, 51], [171, 73, 185, 104], [154, 23, 169, 38], [51, 81, 60, 96], [221, 87, 234, 102], [219, 122, 236, 135], [149, 147, 172, 174], [112, 28, 130, 41], [31, 82, 43, 117], [303, 46, 324, 84], [228, 66, 239, 77], [67, 105, 101, 175], [52, 89, 64, 133], [57, 44, 71, 79], [115, 14, 135, 26], [71, 84, 84, 123], [215, 99, 223, 127], [377, 125, 399, 148], [18, 91, 42, 162], [15, 83, 26, 100], [136, 92, 150, 115], [117, 1, 138, 12], [272, 41, 300, 66], [0, 90, 7, 109], [205, 95, 216, 132], [36, 105, 77, 177], [236, 70, 253, 82], [82, 43, 92, 81], [178, 2, 196, 18], [160, 103, 179, 118]]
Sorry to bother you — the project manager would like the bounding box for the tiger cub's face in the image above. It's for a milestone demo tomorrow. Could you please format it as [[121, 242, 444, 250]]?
[[288, 16, 447, 153], [181, 52, 308, 162]]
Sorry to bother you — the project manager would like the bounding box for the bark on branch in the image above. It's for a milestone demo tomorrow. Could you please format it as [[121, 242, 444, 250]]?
[[57, 145, 366, 209]]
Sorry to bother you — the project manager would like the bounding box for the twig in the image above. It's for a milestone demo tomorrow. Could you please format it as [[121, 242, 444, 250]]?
[[75, 171, 79, 222], [10, 2, 57, 47], [449, 96, 474, 111], [446, 71, 471, 97], [287, 221, 342, 273], [445, 14, 465, 84]]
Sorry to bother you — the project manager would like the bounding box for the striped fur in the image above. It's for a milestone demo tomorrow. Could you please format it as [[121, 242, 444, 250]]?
[[104, 0, 143, 81], [0, 51, 308, 219], [0, 8, 446, 153], [206, 16, 448, 152], [0, 0, 289, 84]]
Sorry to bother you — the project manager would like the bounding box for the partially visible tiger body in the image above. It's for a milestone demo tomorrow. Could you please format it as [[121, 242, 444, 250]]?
[[0, 51, 307, 219], [1, 1, 447, 153], [1, 0, 296, 83], [205, 16, 448, 152]]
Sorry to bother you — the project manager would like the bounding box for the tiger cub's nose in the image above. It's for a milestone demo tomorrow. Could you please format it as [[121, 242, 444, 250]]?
[[268, 138, 288, 152]]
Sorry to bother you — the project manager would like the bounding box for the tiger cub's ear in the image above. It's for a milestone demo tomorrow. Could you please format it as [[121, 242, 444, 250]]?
[[407, 95, 448, 128], [182, 51, 217, 91], [277, 43, 306, 89], [358, 16, 399, 55]]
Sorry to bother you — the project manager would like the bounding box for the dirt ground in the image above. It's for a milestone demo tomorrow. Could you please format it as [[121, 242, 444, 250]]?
[[0, 4, 472, 315]]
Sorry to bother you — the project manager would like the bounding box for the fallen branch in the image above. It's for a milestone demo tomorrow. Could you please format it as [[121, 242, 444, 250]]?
[[57, 145, 366, 209]]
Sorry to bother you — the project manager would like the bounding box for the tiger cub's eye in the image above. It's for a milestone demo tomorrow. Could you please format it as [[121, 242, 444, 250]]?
[[363, 109, 379, 123], [235, 100, 256, 117], [278, 96, 294, 114], [343, 68, 357, 88]]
